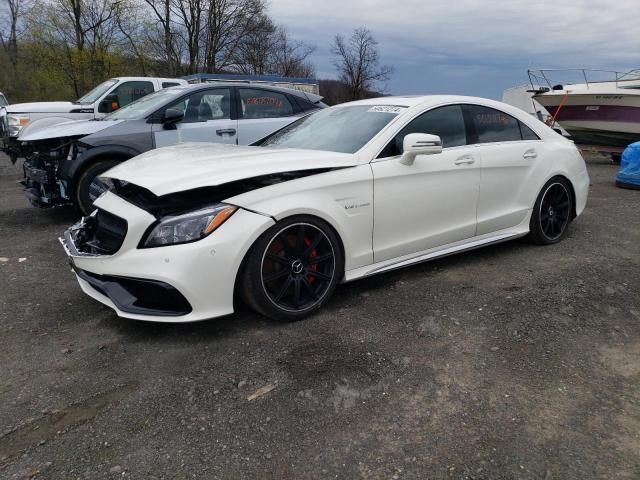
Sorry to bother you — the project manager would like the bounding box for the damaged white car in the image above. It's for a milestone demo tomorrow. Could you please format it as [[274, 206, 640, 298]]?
[[61, 96, 590, 322]]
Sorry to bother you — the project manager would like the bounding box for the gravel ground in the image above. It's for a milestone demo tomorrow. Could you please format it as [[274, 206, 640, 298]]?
[[0, 152, 639, 479]]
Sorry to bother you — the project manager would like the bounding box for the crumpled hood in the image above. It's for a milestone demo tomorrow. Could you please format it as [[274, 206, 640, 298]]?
[[19, 118, 121, 142], [6, 101, 76, 114], [103, 143, 359, 196]]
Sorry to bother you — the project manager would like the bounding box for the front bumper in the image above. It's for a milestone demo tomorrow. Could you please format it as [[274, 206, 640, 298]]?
[[60, 191, 275, 322], [23, 159, 67, 207], [574, 168, 590, 217]]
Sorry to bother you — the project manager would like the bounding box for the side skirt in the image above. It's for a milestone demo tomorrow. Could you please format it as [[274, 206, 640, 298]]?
[[343, 229, 528, 282]]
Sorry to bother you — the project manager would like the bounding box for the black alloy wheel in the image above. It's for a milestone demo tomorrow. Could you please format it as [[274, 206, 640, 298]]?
[[241, 216, 343, 321], [528, 177, 573, 245]]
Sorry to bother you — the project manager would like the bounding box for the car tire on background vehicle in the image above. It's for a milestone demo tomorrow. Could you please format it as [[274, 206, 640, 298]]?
[[74, 159, 121, 215], [240, 215, 344, 322], [527, 176, 573, 245]]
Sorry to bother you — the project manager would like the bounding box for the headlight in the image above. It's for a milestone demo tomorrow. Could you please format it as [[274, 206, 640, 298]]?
[[141, 204, 238, 248], [7, 114, 30, 136]]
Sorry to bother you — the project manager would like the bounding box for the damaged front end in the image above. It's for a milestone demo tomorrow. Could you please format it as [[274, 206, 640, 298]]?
[[61, 209, 127, 256], [22, 138, 80, 208]]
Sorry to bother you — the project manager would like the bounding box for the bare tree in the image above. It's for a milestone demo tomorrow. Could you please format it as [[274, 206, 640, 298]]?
[[270, 27, 315, 78], [144, 0, 181, 75], [232, 19, 315, 78], [0, 0, 28, 69], [331, 27, 393, 100], [173, 0, 205, 73], [26, 0, 130, 96], [201, 0, 265, 73], [230, 12, 276, 74]]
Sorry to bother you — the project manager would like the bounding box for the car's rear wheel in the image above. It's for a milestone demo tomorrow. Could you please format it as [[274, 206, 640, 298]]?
[[527, 177, 573, 245], [74, 159, 120, 215], [241, 216, 343, 321]]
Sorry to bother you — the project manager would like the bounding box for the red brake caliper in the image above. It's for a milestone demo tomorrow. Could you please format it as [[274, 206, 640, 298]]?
[[304, 237, 318, 283]]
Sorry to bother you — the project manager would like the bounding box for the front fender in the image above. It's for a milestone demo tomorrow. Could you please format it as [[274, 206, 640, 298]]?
[[225, 165, 374, 271]]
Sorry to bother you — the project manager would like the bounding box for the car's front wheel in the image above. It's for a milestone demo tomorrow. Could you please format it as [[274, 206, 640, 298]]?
[[527, 177, 573, 245], [241, 216, 344, 321], [74, 159, 120, 215]]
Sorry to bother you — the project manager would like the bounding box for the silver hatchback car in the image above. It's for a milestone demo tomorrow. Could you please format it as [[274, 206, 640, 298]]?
[[18, 83, 326, 214]]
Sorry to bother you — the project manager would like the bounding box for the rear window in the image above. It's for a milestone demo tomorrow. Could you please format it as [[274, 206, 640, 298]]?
[[292, 95, 319, 112]]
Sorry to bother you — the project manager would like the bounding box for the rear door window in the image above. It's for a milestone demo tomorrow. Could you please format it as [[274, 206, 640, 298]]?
[[466, 105, 538, 143], [239, 88, 294, 119]]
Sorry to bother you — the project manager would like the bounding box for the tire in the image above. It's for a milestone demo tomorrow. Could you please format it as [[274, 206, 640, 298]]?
[[527, 177, 573, 245], [240, 215, 344, 322], [74, 159, 120, 215]]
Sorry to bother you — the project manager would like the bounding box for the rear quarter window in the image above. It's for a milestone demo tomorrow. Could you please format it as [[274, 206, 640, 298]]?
[[519, 121, 540, 140]]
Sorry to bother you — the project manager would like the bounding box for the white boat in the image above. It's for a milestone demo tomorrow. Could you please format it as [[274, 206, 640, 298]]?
[[529, 68, 640, 147]]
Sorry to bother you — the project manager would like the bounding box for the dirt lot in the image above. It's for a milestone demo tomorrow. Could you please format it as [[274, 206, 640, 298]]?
[[0, 152, 639, 479]]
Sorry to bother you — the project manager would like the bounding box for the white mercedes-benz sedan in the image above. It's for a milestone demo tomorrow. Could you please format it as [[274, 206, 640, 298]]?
[[60, 95, 590, 322]]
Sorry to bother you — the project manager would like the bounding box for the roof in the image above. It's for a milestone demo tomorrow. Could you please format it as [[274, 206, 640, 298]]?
[[182, 73, 318, 85], [165, 82, 323, 102], [112, 77, 186, 83], [340, 95, 520, 110]]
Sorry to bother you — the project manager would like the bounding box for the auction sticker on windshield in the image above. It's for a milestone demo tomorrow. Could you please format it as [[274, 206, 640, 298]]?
[[367, 106, 405, 113]]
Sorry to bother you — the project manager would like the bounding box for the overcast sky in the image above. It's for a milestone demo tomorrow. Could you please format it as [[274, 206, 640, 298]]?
[[269, 0, 639, 99]]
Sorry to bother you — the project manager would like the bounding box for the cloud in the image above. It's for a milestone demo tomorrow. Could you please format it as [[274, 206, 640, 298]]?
[[269, 0, 640, 98]]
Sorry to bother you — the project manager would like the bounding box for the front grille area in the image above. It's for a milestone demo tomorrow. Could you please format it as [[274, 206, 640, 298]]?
[[77, 209, 128, 255]]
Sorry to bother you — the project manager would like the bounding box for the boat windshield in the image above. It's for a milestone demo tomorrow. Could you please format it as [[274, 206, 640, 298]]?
[[618, 69, 640, 81], [259, 105, 405, 154]]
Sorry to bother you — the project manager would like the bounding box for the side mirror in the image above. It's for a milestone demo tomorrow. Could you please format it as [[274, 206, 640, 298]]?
[[400, 133, 442, 165], [161, 108, 184, 128], [98, 93, 119, 113]]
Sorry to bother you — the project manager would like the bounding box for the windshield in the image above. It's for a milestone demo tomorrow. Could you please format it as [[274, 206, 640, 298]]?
[[75, 79, 118, 104], [260, 105, 405, 154], [105, 87, 190, 120], [619, 69, 640, 81]]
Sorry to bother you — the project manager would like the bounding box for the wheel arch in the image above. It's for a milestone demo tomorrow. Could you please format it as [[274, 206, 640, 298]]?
[[541, 173, 577, 220], [232, 211, 347, 305], [64, 145, 140, 194]]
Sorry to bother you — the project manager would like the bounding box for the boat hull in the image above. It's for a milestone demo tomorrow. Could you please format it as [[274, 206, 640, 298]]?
[[534, 92, 640, 147]]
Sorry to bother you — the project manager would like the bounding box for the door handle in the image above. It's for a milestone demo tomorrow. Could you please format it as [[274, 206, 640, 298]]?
[[216, 128, 236, 136], [454, 155, 475, 165], [523, 149, 538, 159]]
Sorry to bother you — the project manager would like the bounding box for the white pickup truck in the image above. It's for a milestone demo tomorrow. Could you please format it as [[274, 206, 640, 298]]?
[[0, 76, 186, 162]]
